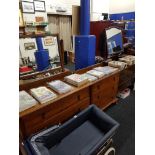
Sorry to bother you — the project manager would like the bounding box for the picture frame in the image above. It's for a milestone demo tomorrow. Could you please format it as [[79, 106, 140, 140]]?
[[44, 37, 55, 46], [22, 1, 35, 13], [24, 42, 36, 50], [34, 0, 46, 12]]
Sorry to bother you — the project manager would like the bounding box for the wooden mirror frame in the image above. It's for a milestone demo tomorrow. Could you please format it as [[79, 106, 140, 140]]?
[[105, 26, 124, 59], [19, 33, 65, 80]]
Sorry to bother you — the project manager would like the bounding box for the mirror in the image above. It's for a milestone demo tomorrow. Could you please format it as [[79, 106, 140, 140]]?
[[19, 34, 63, 71], [106, 27, 124, 57]]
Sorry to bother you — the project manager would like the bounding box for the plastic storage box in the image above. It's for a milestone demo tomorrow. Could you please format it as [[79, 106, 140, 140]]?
[[27, 105, 119, 155]]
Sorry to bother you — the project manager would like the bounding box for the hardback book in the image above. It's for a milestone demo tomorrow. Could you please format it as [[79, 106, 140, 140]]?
[[48, 80, 73, 94], [86, 70, 105, 78], [64, 74, 89, 87], [30, 86, 57, 104], [94, 66, 118, 75], [81, 73, 98, 82], [19, 91, 38, 112]]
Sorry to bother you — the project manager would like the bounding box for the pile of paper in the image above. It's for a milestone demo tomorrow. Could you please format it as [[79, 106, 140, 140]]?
[[94, 66, 118, 75], [48, 80, 73, 94], [86, 70, 105, 78], [30, 86, 57, 104], [81, 73, 98, 82], [64, 74, 89, 87], [19, 91, 38, 112]]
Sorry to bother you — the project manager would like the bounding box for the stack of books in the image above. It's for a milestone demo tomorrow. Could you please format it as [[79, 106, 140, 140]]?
[[94, 66, 118, 75], [119, 55, 135, 65], [64, 74, 89, 87], [108, 61, 127, 70], [19, 91, 38, 112], [48, 80, 73, 94], [30, 86, 57, 104], [81, 73, 98, 82], [86, 70, 105, 78]]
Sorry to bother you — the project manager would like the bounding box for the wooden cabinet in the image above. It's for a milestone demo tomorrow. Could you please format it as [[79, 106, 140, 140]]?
[[90, 21, 113, 57], [90, 72, 119, 110], [20, 63, 120, 139], [118, 64, 135, 91], [20, 85, 90, 139]]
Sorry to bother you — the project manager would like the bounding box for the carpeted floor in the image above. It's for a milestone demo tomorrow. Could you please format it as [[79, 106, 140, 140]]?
[[64, 63, 75, 71], [105, 91, 135, 155]]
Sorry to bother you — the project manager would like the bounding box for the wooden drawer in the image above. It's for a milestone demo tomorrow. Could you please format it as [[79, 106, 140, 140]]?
[[91, 83, 118, 109], [91, 74, 119, 92], [22, 87, 89, 129], [23, 97, 90, 137]]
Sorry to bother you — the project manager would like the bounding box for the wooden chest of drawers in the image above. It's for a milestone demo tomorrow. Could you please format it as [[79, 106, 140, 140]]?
[[20, 86, 90, 139], [90, 72, 119, 110]]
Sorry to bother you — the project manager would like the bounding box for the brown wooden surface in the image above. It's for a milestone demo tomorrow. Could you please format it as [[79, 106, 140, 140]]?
[[90, 21, 113, 56], [72, 5, 80, 35], [19, 69, 71, 91], [19, 63, 120, 140], [20, 66, 62, 80], [20, 87, 90, 138], [118, 64, 135, 91], [90, 71, 119, 109]]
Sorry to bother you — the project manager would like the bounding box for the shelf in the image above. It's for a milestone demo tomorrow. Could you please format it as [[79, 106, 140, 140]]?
[[19, 25, 25, 28], [47, 12, 72, 16], [19, 32, 52, 38], [19, 23, 48, 29], [25, 24, 48, 28]]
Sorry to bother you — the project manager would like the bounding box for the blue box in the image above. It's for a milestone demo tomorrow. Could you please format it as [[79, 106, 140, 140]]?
[[75, 35, 96, 70], [34, 49, 50, 71]]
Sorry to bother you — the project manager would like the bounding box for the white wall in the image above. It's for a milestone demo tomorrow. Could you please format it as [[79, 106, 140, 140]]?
[[45, 0, 109, 21], [109, 0, 135, 14], [45, 0, 134, 20], [91, 0, 109, 21], [45, 0, 80, 15], [22, 0, 49, 30]]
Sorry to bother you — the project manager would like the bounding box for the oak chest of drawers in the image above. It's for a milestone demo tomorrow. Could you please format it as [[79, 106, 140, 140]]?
[[90, 72, 119, 109]]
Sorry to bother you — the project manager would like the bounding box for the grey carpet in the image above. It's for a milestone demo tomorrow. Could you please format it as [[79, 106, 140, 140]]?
[[105, 91, 135, 155], [64, 63, 75, 71]]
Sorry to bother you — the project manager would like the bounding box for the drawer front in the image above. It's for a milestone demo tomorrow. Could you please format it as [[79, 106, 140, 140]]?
[[91, 86, 117, 109], [22, 87, 89, 129], [92, 74, 119, 92], [21, 97, 90, 138]]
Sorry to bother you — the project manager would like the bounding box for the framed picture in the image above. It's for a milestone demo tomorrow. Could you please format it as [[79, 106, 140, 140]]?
[[34, 0, 46, 12], [22, 1, 34, 13], [24, 42, 36, 50], [44, 37, 55, 46]]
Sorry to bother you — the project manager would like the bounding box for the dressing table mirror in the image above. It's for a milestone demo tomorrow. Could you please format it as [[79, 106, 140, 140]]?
[[105, 27, 124, 59], [19, 34, 64, 80], [105, 27, 135, 91]]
